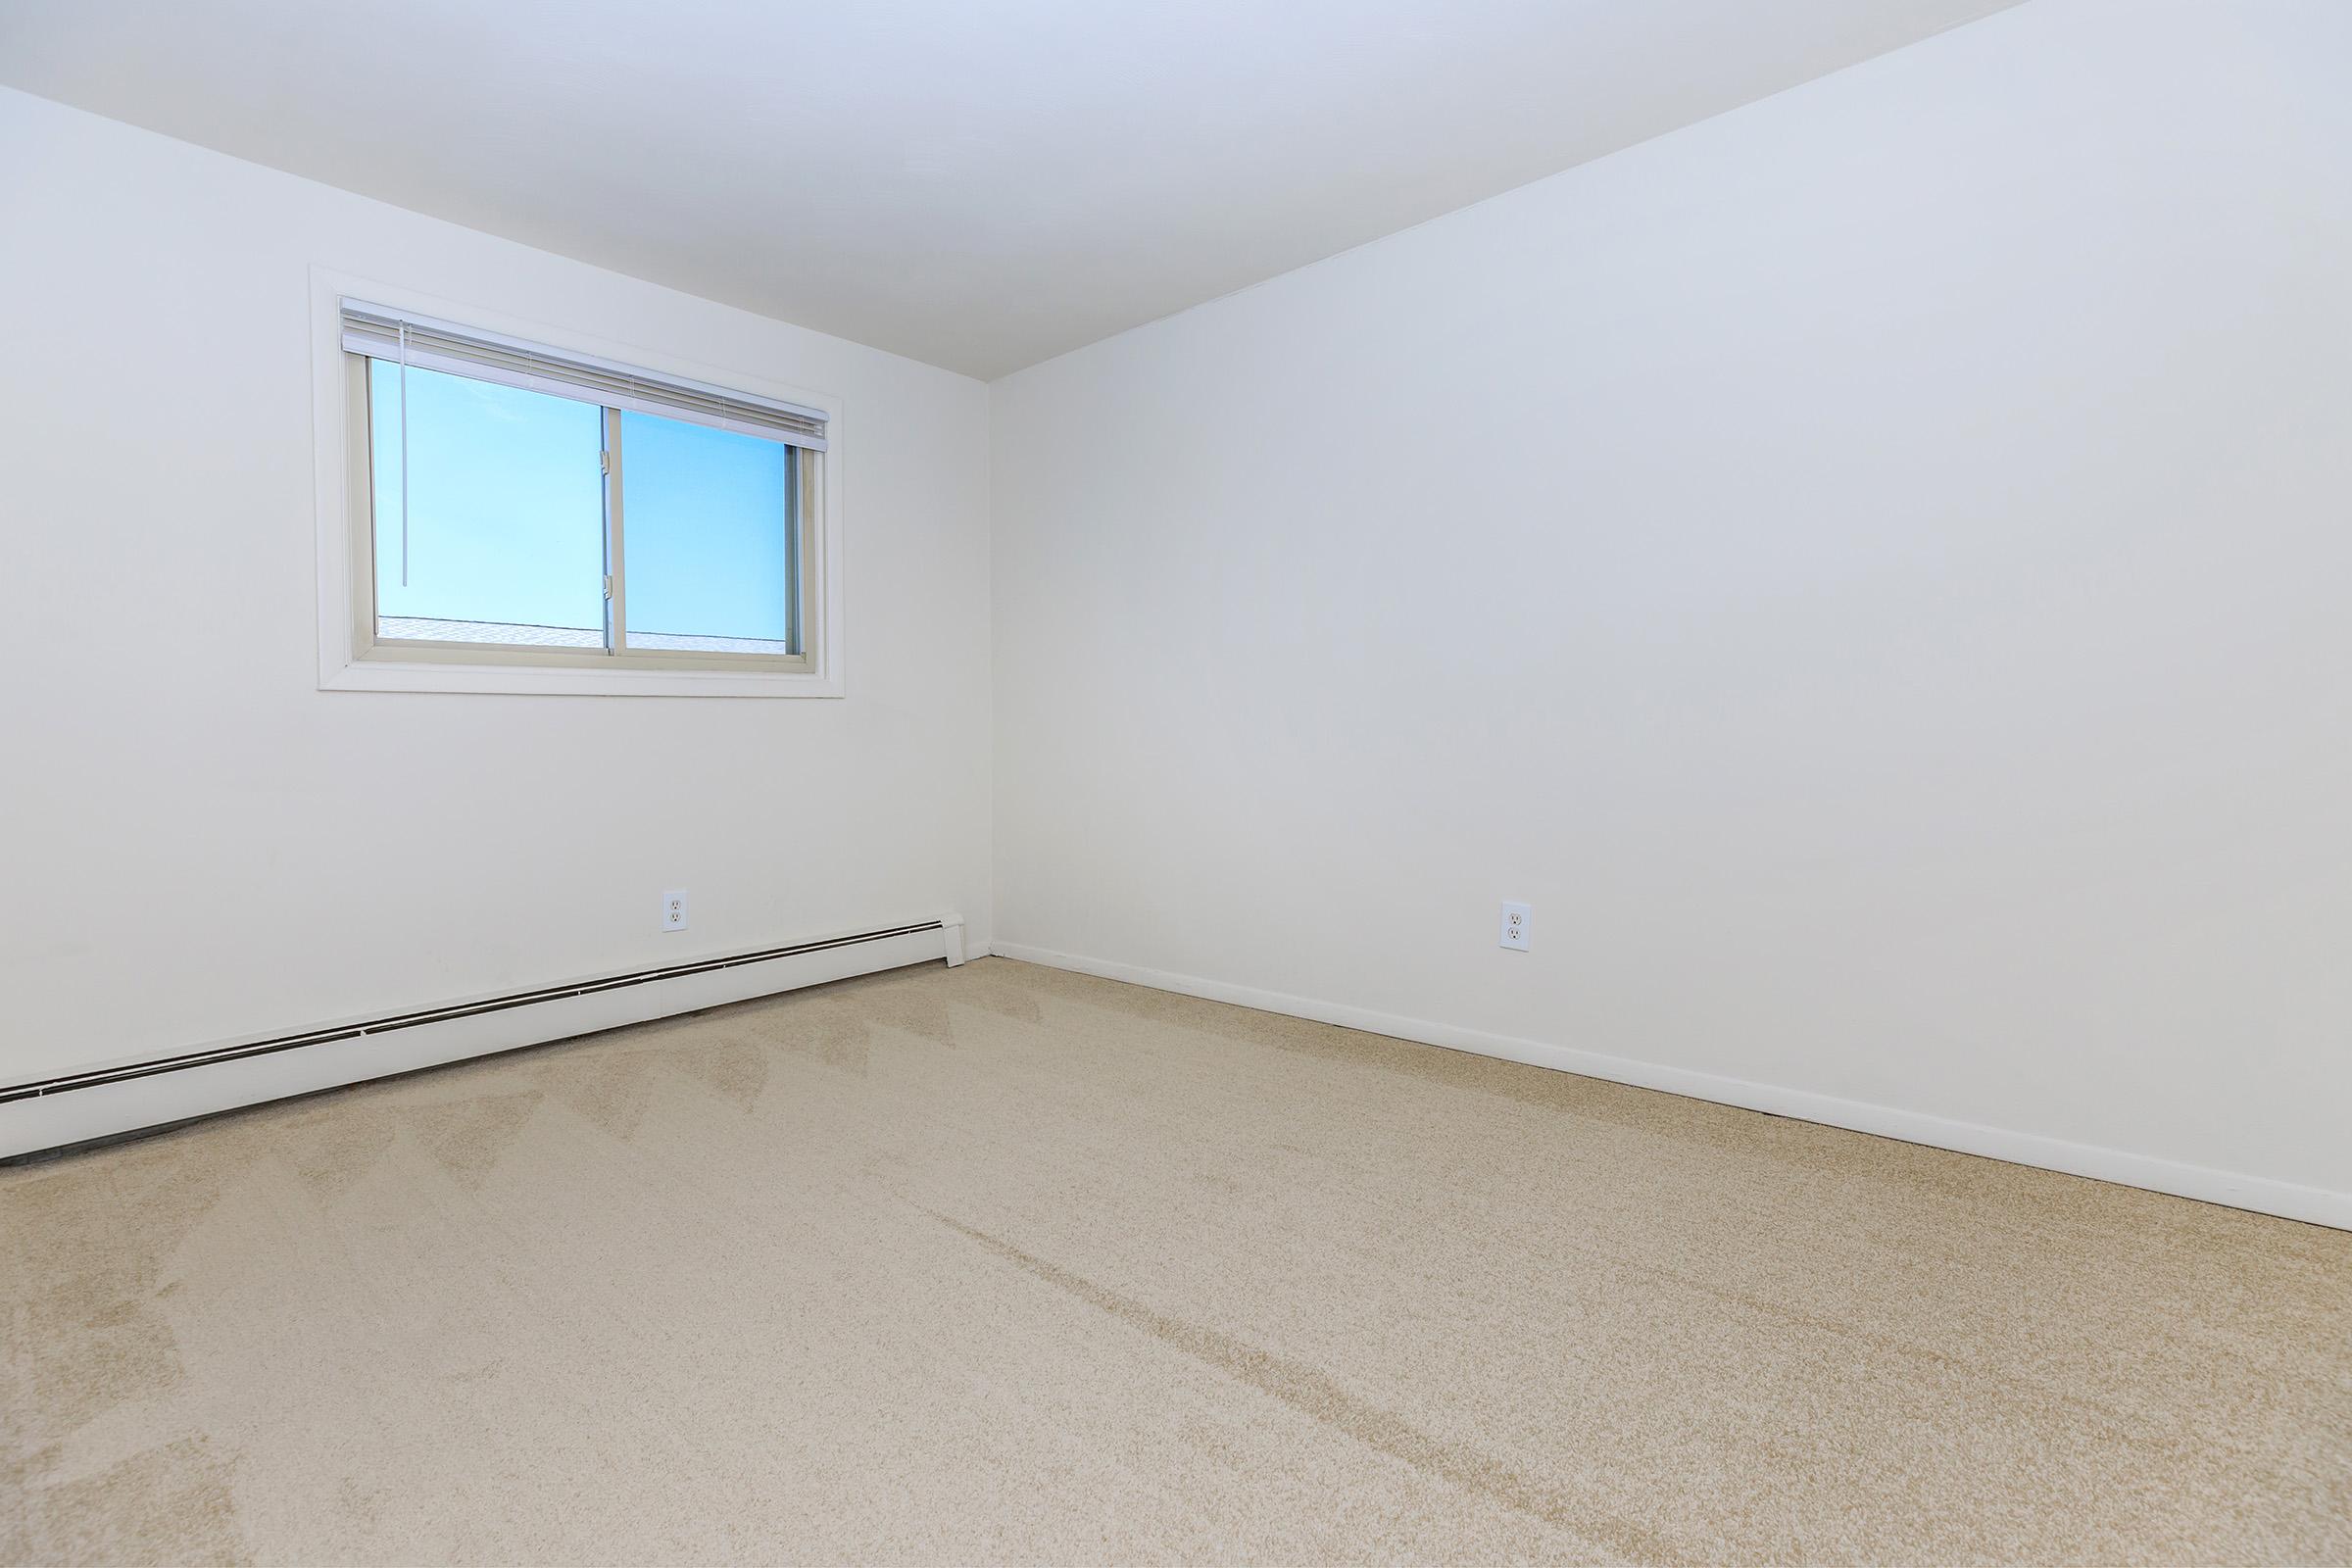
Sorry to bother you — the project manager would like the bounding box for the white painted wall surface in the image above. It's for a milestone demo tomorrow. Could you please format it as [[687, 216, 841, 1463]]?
[[0, 89, 992, 1085], [991, 1, 2352, 1217]]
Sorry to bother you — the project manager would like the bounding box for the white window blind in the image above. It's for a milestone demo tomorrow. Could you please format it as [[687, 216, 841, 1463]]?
[[340, 301, 829, 451]]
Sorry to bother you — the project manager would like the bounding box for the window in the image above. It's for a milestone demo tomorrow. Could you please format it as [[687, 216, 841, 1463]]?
[[326, 297, 836, 694]]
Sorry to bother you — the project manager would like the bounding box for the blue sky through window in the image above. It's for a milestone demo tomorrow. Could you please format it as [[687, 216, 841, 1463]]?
[[369, 360, 795, 647], [619, 411, 792, 643], [370, 360, 603, 631]]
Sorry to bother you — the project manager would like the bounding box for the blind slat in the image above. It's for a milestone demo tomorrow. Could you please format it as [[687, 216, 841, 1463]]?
[[340, 302, 829, 451]]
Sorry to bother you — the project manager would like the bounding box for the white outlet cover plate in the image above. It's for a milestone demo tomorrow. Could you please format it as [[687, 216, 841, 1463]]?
[[1499, 902, 1531, 951], [662, 890, 689, 931]]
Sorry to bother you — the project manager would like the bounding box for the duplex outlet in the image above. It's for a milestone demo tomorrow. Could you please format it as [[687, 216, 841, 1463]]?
[[662, 890, 689, 932], [1499, 902, 1531, 952]]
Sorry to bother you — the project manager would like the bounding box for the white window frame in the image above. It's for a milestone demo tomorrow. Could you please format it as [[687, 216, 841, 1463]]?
[[310, 268, 846, 698]]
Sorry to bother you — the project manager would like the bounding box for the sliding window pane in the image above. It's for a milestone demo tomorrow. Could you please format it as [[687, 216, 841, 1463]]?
[[369, 360, 607, 647], [618, 411, 796, 656]]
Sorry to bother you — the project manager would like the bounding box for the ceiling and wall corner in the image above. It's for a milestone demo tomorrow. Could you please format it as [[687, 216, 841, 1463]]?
[[0, 0, 2021, 379]]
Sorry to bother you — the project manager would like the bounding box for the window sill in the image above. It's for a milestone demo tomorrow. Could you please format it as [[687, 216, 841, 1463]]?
[[322, 652, 844, 699]]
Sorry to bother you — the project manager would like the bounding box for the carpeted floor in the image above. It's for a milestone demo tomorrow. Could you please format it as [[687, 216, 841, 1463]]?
[[3, 956, 2346, 1565]]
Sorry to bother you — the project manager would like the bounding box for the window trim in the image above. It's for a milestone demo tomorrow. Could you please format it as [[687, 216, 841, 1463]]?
[[311, 268, 846, 698]]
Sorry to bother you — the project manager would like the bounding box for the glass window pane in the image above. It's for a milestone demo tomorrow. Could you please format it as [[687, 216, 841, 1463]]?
[[369, 359, 607, 647], [618, 411, 796, 656]]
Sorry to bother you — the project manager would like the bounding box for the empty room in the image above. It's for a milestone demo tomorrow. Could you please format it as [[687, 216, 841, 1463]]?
[[2, 0, 2347, 1563]]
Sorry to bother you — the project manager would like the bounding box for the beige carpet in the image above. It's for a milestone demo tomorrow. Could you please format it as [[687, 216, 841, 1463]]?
[[3, 957, 2346, 1566]]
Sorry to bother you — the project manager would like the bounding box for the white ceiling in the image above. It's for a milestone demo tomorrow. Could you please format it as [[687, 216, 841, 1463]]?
[[0, 0, 2020, 378]]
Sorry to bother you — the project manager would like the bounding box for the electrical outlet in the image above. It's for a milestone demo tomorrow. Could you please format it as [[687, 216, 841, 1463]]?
[[1499, 902, 1531, 952], [661, 890, 688, 932]]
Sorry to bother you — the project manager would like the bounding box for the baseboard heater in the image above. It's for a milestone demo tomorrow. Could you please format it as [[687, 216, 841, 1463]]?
[[0, 913, 965, 1161]]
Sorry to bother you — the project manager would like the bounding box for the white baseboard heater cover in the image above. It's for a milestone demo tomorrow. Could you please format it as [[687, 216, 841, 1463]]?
[[0, 914, 965, 1160]]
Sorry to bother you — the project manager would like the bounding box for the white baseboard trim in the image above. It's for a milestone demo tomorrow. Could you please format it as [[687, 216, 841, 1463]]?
[[1, 918, 958, 1161], [989, 942, 2349, 1232]]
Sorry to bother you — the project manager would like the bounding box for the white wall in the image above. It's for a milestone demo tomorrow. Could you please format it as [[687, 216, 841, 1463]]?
[[0, 89, 993, 1085], [991, 0, 2352, 1220]]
